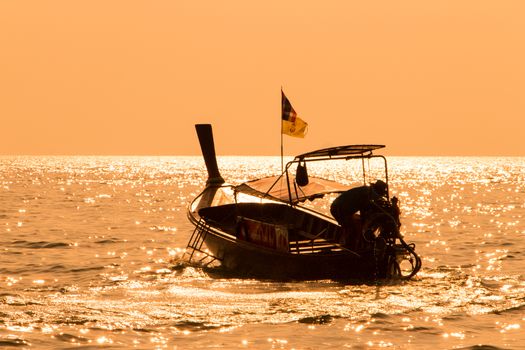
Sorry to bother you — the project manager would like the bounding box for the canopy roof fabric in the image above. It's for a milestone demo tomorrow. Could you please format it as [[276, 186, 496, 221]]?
[[234, 175, 353, 204], [295, 144, 385, 160]]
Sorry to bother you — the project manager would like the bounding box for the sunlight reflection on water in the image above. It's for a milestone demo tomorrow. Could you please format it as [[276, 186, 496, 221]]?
[[0, 156, 524, 349]]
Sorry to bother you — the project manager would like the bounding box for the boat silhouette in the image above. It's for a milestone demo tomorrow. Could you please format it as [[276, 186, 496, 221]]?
[[185, 124, 421, 280]]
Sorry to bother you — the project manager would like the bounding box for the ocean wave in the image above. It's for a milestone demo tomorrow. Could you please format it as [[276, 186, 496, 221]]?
[[10, 240, 70, 249], [53, 333, 90, 344], [491, 302, 525, 315], [0, 337, 30, 347], [70, 266, 105, 273], [94, 239, 125, 244], [171, 321, 222, 331], [297, 314, 334, 324], [456, 346, 507, 350]]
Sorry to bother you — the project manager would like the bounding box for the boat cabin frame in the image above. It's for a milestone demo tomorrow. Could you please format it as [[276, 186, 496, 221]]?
[[266, 144, 389, 206]]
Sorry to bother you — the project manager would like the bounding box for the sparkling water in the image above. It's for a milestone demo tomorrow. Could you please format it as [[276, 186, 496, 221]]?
[[1, 156, 524, 349]]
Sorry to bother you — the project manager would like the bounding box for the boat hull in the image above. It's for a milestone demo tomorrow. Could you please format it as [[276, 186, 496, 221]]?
[[187, 200, 392, 281], [202, 230, 380, 280]]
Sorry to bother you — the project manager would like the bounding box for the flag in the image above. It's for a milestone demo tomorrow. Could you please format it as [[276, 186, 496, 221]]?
[[281, 90, 308, 138]]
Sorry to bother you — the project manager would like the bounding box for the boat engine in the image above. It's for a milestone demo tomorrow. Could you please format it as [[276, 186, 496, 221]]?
[[362, 196, 422, 279]]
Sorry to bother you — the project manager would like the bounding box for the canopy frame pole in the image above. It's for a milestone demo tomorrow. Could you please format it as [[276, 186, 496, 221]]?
[[362, 157, 366, 184], [281, 122, 284, 173], [280, 87, 284, 173]]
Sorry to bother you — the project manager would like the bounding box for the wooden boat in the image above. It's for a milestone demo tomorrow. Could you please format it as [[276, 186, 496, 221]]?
[[185, 124, 421, 280]]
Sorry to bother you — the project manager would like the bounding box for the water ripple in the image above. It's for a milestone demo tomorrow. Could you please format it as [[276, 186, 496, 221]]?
[[1, 156, 524, 349]]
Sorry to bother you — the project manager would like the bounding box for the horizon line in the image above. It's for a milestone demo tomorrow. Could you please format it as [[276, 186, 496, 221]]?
[[1, 153, 524, 157]]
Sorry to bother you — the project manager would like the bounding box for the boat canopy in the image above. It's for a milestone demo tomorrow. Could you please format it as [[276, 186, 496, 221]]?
[[234, 175, 353, 204], [234, 145, 387, 204], [295, 144, 385, 161]]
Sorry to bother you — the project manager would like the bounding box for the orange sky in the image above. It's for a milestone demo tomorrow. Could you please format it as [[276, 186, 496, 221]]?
[[1, 1, 524, 156]]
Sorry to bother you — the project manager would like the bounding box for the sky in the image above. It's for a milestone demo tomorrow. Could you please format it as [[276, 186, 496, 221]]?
[[1, 1, 524, 156]]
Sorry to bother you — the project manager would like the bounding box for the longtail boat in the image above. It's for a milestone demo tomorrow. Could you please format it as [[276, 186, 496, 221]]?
[[185, 124, 421, 280]]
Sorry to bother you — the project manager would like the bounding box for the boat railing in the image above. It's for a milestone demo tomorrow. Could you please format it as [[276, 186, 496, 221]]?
[[286, 211, 361, 256]]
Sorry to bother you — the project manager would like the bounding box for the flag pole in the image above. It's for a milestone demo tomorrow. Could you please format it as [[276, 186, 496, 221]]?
[[281, 125, 284, 173]]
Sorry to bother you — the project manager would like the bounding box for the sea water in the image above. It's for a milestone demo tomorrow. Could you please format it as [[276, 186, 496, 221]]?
[[0, 156, 524, 349]]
